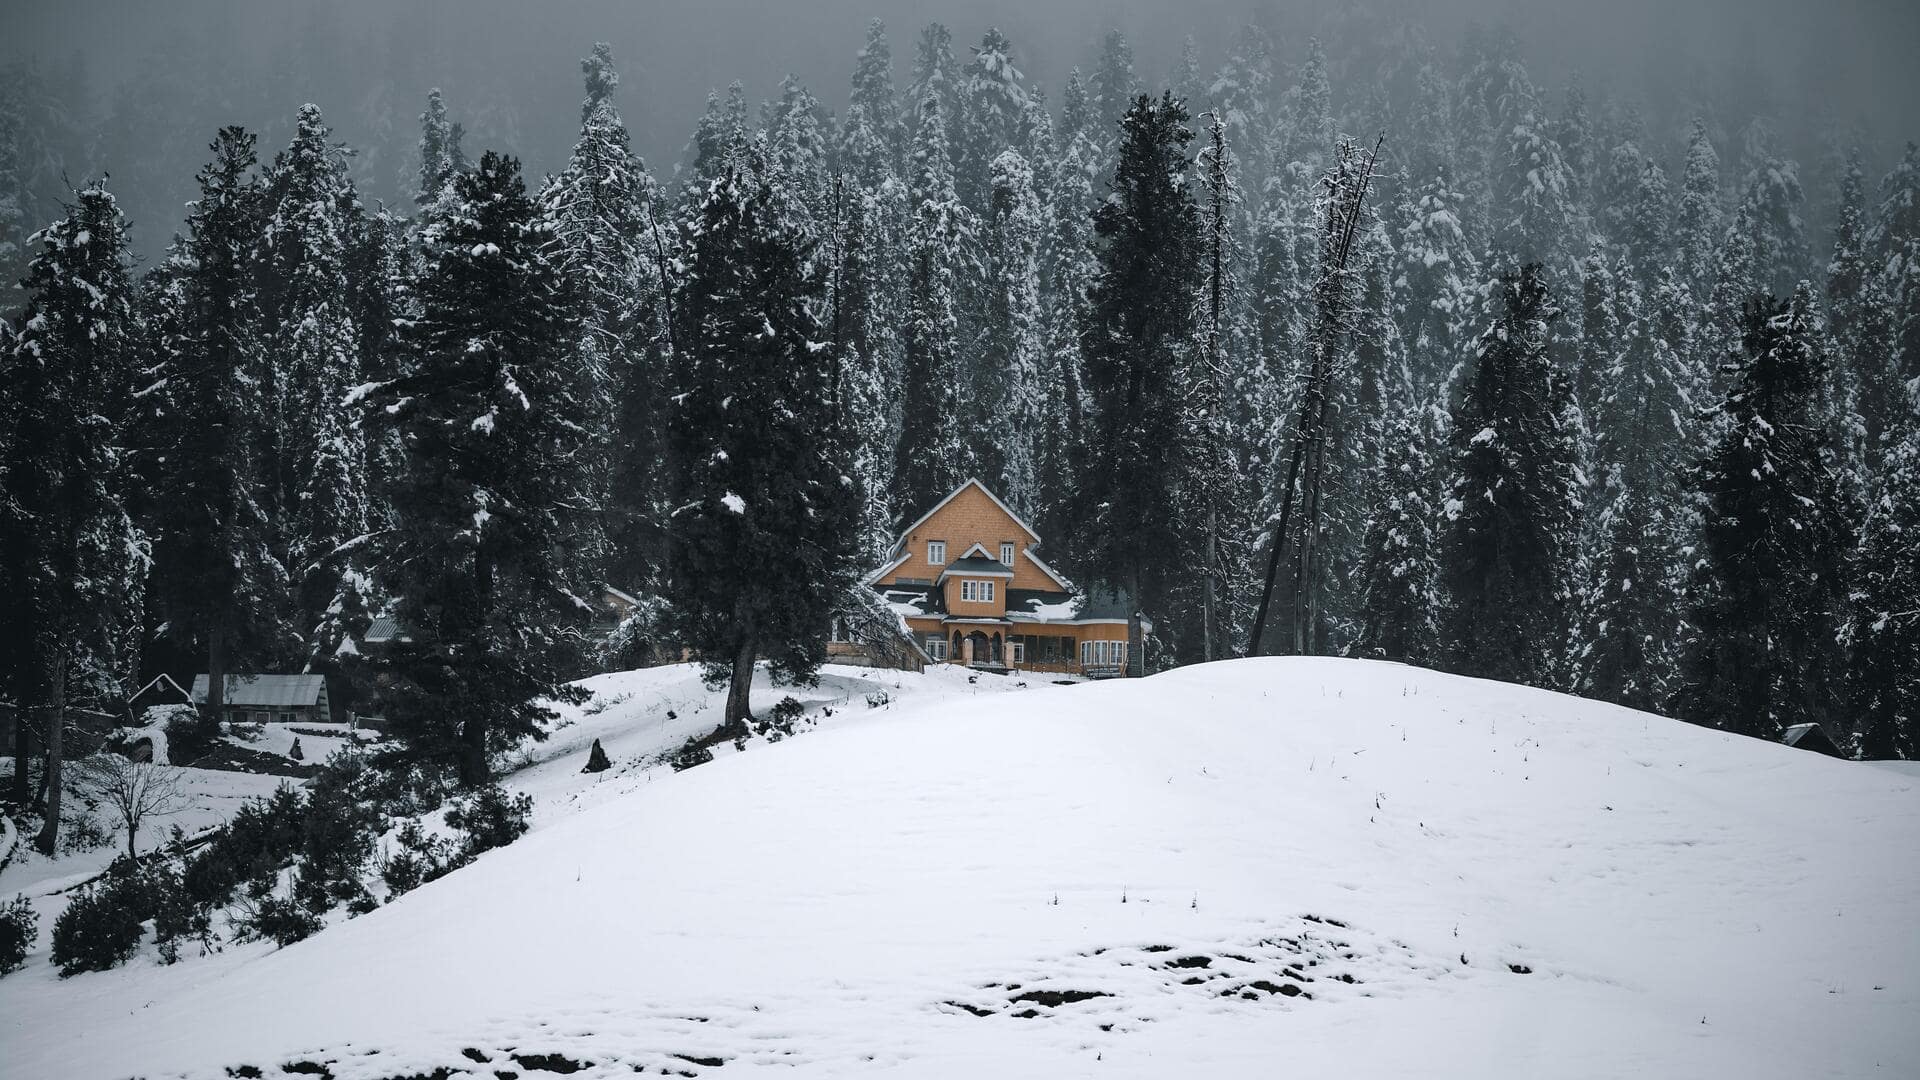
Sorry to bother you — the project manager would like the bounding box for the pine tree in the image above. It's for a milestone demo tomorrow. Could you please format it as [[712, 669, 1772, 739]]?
[[1846, 403, 1920, 760], [261, 105, 369, 659], [1577, 266, 1698, 710], [1676, 287, 1851, 738], [975, 149, 1044, 514], [1076, 93, 1199, 673], [142, 128, 292, 756], [1038, 82, 1100, 557], [1209, 25, 1274, 190], [664, 137, 857, 734], [1739, 154, 1811, 298], [0, 181, 142, 852], [765, 76, 831, 232], [844, 19, 902, 187], [1870, 145, 1920, 458], [892, 89, 970, 524], [1087, 30, 1139, 148], [368, 152, 589, 787], [1675, 118, 1724, 302], [1438, 264, 1580, 687], [415, 88, 459, 210], [1349, 385, 1442, 665], [955, 28, 1028, 212], [1394, 165, 1480, 395], [541, 43, 662, 591]]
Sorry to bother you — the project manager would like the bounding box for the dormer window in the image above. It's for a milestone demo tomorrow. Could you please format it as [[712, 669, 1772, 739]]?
[[927, 540, 946, 565], [1000, 542, 1015, 566], [960, 580, 995, 603]]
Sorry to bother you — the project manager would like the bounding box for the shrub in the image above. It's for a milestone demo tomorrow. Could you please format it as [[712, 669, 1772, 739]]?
[[50, 876, 145, 975], [668, 740, 712, 772], [756, 696, 807, 742], [445, 785, 533, 859], [380, 820, 455, 897], [238, 888, 323, 947], [0, 895, 36, 975], [298, 757, 381, 911], [162, 705, 221, 764], [184, 785, 307, 912], [144, 862, 211, 964]]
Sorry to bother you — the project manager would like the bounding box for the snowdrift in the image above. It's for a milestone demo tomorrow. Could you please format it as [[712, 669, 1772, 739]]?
[[4, 657, 1916, 1079]]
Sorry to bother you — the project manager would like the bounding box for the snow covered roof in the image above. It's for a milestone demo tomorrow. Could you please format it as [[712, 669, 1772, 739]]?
[[191, 674, 327, 709], [129, 673, 193, 705], [940, 554, 1015, 579], [887, 478, 1040, 558]]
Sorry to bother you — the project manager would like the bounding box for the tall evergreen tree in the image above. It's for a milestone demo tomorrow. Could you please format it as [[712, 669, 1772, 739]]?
[[1087, 30, 1139, 148], [1438, 264, 1580, 687], [1076, 93, 1199, 673], [892, 90, 971, 523], [1675, 118, 1724, 302], [143, 128, 292, 753], [541, 42, 662, 591], [0, 181, 141, 852], [261, 104, 368, 657], [368, 152, 588, 787], [1846, 401, 1920, 760], [975, 148, 1044, 514], [664, 137, 856, 733], [955, 28, 1028, 212], [1676, 287, 1851, 738]]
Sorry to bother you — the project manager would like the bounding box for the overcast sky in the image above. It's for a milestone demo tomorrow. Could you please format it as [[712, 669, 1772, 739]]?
[[5, 0, 1915, 253]]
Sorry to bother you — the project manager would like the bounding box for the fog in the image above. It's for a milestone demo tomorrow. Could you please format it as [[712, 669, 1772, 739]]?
[[4, 0, 1915, 257]]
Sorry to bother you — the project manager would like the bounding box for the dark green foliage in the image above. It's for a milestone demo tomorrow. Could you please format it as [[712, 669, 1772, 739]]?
[[444, 784, 533, 859], [182, 785, 306, 911], [1439, 264, 1581, 687], [1677, 288, 1852, 738], [1074, 93, 1200, 667], [366, 150, 589, 787], [295, 756, 382, 911], [238, 889, 324, 947], [381, 820, 456, 896], [664, 135, 860, 731], [581, 738, 611, 774], [0, 894, 36, 975], [50, 872, 145, 975]]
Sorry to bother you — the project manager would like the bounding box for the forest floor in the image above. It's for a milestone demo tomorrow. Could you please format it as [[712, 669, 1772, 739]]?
[[2, 657, 1916, 1079]]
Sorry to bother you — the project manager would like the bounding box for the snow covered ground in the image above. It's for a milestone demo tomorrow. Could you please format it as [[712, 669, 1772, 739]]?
[[3, 657, 1916, 1079]]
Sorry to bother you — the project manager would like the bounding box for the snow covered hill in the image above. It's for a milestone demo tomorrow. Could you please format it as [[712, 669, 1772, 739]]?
[[5, 657, 1917, 1079]]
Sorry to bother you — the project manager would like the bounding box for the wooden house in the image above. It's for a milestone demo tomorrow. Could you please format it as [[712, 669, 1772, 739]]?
[[191, 674, 339, 725], [854, 479, 1133, 677]]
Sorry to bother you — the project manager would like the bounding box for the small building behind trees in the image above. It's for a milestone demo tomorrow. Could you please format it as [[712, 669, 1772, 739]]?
[[190, 674, 339, 726]]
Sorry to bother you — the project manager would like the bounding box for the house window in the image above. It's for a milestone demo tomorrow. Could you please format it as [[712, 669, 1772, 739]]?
[[926, 636, 948, 660], [1080, 640, 1127, 667], [927, 540, 946, 565], [279, 712, 294, 725], [960, 580, 995, 603], [1011, 639, 1025, 664], [255, 711, 270, 725], [1000, 542, 1015, 566]]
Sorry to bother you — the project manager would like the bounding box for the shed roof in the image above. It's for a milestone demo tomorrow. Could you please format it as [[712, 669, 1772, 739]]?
[[191, 674, 327, 709]]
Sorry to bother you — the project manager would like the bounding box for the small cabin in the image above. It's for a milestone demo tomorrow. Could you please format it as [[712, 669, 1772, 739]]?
[[1781, 722, 1848, 759], [191, 674, 337, 726]]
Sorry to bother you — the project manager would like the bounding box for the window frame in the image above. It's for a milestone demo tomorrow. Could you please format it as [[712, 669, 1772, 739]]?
[[927, 540, 946, 565], [925, 636, 947, 660], [959, 579, 994, 603], [1000, 542, 1015, 566], [1011, 639, 1025, 664]]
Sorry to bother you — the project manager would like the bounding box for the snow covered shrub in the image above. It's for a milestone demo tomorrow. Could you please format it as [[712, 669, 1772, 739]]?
[[380, 820, 454, 897], [183, 786, 307, 911], [582, 738, 612, 773], [297, 757, 382, 910], [757, 696, 808, 742], [161, 705, 220, 764], [668, 740, 713, 772], [0, 894, 36, 975], [146, 862, 211, 964], [238, 887, 323, 946], [49, 871, 146, 975], [445, 785, 533, 859], [57, 810, 113, 856]]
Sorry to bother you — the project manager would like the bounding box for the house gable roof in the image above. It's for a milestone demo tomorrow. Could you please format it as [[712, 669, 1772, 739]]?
[[191, 674, 327, 709], [940, 554, 1016, 579], [130, 673, 192, 705], [887, 479, 1040, 558]]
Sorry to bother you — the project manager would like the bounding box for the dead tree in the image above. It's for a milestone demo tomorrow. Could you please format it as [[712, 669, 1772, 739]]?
[[69, 752, 187, 861], [1249, 136, 1384, 656]]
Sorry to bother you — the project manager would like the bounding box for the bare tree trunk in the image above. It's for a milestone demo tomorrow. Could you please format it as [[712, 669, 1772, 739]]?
[[32, 649, 66, 856], [457, 714, 489, 788], [723, 635, 757, 735], [9, 707, 33, 808], [202, 626, 228, 759]]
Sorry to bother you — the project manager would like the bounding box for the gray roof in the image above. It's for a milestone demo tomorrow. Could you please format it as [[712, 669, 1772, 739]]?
[[364, 616, 407, 643], [191, 674, 327, 708], [942, 554, 1013, 576]]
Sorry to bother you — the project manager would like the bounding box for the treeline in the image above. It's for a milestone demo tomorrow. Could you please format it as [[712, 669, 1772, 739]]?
[[2, 19, 1917, 855]]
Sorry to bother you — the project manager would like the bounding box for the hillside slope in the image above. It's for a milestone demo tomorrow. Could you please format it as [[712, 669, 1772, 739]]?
[[5, 657, 1916, 1079]]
